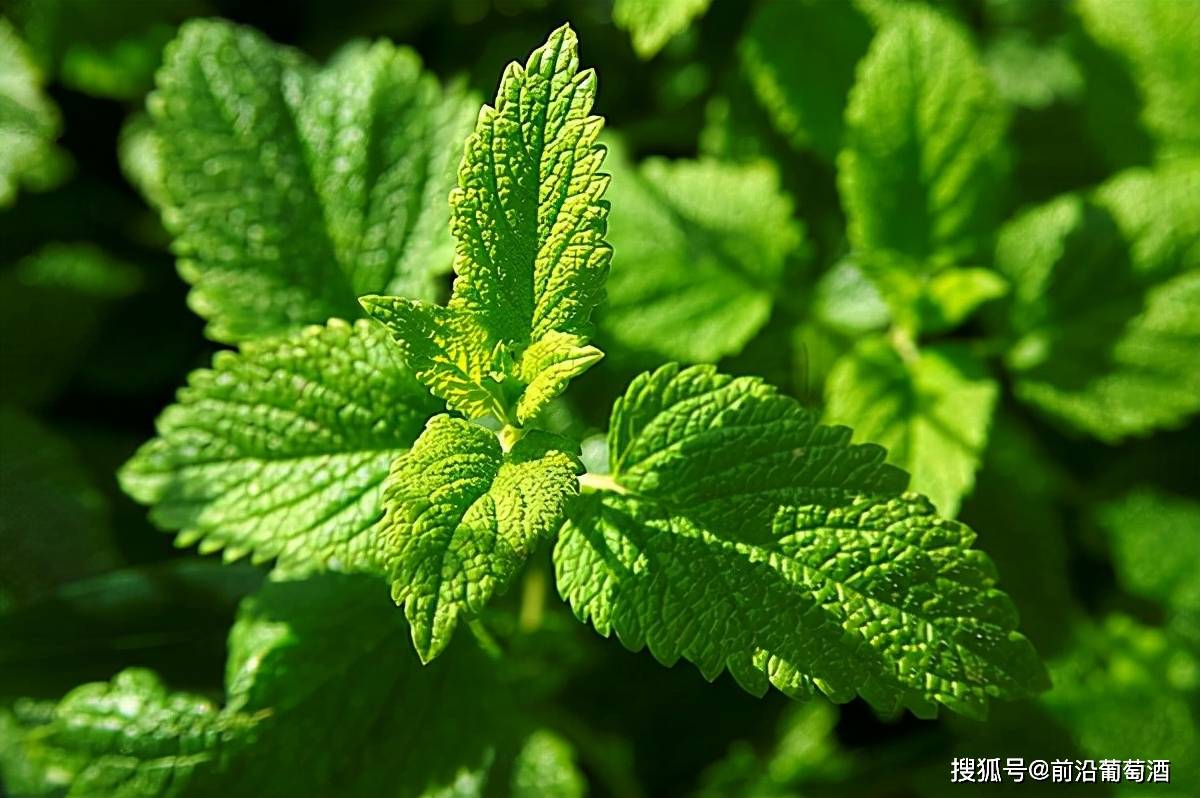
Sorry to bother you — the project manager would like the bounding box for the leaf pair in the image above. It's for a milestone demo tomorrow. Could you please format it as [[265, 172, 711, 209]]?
[[362, 24, 611, 427]]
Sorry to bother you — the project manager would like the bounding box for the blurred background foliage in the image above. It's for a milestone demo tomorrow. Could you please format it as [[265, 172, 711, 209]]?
[[1, 0, 1197, 795]]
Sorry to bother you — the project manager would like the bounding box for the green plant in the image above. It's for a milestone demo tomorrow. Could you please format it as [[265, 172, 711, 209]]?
[[3, 2, 1198, 796]]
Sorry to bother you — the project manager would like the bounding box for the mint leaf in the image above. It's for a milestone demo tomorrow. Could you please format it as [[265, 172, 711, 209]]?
[[1097, 490, 1200, 643], [380, 415, 580, 662], [997, 174, 1200, 440], [597, 145, 805, 363], [613, 0, 713, 58], [0, 668, 254, 798], [0, 18, 70, 208], [120, 319, 439, 571], [739, 0, 872, 160], [825, 338, 998, 516], [363, 24, 610, 423], [1075, 0, 1200, 162], [559, 364, 1045, 718], [151, 19, 474, 342], [839, 5, 1008, 267]]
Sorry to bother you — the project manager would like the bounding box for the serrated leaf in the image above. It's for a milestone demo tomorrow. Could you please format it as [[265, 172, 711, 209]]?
[[613, 0, 713, 58], [996, 173, 1200, 440], [515, 331, 603, 424], [0, 18, 71, 208], [150, 19, 475, 342], [0, 668, 255, 798], [119, 319, 439, 572], [739, 0, 873, 160], [363, 24, 610, 422], [597, 146, 805, 363], [557, 364, 1044, 718], [380, 415, 579, 662], [824, 338, 998, 516], [839, 5, 1008, 268], [1075, 0, 1200, 162]]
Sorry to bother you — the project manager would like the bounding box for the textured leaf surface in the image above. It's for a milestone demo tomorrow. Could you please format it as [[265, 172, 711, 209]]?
[[597, 149, 804, 363], [824, 338, 998, 516], [739, 0, 873, 160], [997, 171, 1200, 440], [120, 319, 439, 571], [0, 19, 70, 207], [364, 24, 610, 421], [839, 6, 1008, 267], [151, 20, 475, 342], [380, 416, 579, 661], [557, 364, 1045, 718], [613, 0, 713, 58], [0, 668, 253, 798], [1076, 0, 1200, 162]]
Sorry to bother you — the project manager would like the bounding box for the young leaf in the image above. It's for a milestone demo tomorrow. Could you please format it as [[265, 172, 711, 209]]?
[[0, 668, 255, 798], [597, 146, 806, 363], [839, 5, 1008, 268], [119, 319, 440, 572], [558, 364, 1045, 718], [824, 338, 998, 516], [997, 174, 1200, 441], [1075, 0, 1200, 162], [151, 20, 475, 342], [363, 24, 610, 423], [613, 0, 713, 58], [0, 18, 71, 208], [739, 0, 873, 160], [380, 416, 580, 662]]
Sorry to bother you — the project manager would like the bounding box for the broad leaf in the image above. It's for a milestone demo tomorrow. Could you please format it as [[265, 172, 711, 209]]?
[[380, 416, 580, 662], [120, 319, 439, 571], [997, 170, 1200, 440], [739, 0, 873, 160], [839, 5, 1008, 268], [824, 338, 998, 516], [557, 364, 1045, 718], [613, 0, 713, 58], [0, 18, 70, 208], [597, 147, 805, 363], [151, 19, 475, 342], [363, 24, 610, 423], [1076, 0, 1200, 162]]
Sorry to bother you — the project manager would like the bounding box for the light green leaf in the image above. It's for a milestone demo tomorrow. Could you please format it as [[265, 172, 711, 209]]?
[[0, 668, 255, 798], [1093, 163, 1200, 282], [0, 18, 70, 208], [558, 364, 1045, 718], [515, 331, 603, 424], [118, 112, 168, 212], [825, 338, 997, 516], [839, 5, 1008, 268], [983, 33, 1082, 109], [510, 730, 586, 798], [613, 0, 713, 58], [916, 267, 1008, 334], [364, 24, 610, 422], [151, 19, 475, 342], [1076, 0, 1200, 162], [739, 0, 873, 159], [997, 174, 1200, 440], [1097, 490, 1200, 643], [119, 319, 439, 572], [597, 147, 805, 363], [380, 415, 580, 662]]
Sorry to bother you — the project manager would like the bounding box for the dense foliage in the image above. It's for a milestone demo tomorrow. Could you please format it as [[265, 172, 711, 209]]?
[[1, 1, 1197, 796]]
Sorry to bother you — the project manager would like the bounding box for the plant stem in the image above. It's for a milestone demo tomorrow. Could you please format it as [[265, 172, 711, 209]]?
[[519, 562, 547, 633]]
